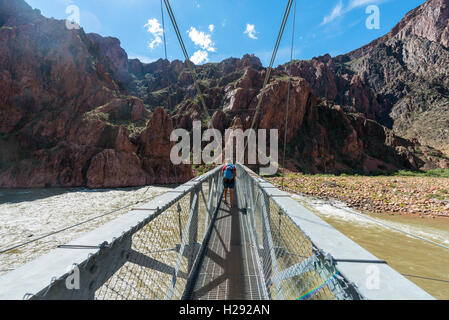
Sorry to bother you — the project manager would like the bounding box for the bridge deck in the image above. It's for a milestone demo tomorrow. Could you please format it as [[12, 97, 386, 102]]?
[[0, 164, 436, 300], [191, 191, 266, 300]]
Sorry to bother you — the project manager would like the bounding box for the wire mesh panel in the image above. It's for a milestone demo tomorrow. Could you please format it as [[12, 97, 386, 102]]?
[[93, 177, 222, 300], [266, 197, 350, 300], [236, 164, 362, 300], [95, 191, 194, 300], [8, 168, 224, 300]]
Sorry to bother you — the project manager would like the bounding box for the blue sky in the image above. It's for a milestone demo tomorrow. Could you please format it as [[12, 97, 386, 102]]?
[[25, 0, 426, 66]]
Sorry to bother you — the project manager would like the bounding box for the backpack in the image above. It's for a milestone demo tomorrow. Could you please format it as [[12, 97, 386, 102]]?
[[223, 164, 235, 180]]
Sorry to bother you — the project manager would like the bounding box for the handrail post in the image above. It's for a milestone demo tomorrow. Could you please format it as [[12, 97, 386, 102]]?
[[214, 173, 221, 209], [204, 176, 212, 238], [188, 186, 199, 272], [247, 173, 259, 249]]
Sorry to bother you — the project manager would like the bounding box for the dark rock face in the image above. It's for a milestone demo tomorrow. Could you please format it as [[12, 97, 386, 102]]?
[[267, 0, 449, 155], [339, 0, 449, 153], [0, 0, 447, 188], [277, 55, 385, 122], [0, 0, 192, 188], [86, 33, 131, 84]]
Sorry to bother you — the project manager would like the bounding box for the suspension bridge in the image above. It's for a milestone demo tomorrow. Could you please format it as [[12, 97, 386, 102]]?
[[0, 164, 434, 300], [0, 0, 439, 300]]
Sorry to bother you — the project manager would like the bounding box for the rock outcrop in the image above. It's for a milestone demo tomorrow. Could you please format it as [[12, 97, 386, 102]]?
[[0, 0, 447, 188], [339, 0, 449, 153], [0, 0, 192, 188]]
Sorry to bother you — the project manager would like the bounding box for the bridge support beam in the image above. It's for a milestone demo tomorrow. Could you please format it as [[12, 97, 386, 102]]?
[[31, 237, 132, 300]]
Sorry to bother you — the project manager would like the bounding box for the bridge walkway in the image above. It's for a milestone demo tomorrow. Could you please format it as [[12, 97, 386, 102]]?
[[190, 191, 266, 300]]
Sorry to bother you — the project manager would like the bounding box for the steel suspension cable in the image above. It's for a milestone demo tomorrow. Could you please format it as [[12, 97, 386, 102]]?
[[162, 0, 228, 168], [244, 0, 294, 154], [163, 0, 294, 167], [160, 0, 168, 63], [281, 0, 297, 190], [268, 0, 294, 68], [162, 0, 211, 122]]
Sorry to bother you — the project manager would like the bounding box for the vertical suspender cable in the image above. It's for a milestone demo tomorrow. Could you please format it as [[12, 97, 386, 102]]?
[[162, 0, 211, 122], [163, 0, 226, 168], [281, 0, 296, 190], [162, 0, 294, 168], [160, 0, 178, 183], [160, 0, 168, 62]]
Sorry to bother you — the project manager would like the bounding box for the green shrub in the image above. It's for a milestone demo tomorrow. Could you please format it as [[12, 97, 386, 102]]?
[[393, 169, 449, 178]]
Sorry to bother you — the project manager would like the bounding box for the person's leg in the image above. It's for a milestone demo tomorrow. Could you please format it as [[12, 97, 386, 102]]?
[[224, 188, 228, 204], [230, 188, 234, 207]]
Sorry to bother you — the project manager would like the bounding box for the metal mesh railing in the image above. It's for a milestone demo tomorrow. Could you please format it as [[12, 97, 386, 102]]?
[[96, 174, 225, 300], [94, 178, 223, 300], [95, 191, 194, 300], [22, 167, 223, 300], [235, 164, 362, 300]]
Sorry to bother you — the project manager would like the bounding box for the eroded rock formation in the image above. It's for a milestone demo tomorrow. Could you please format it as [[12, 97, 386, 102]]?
[[0, 0, 448, 188]]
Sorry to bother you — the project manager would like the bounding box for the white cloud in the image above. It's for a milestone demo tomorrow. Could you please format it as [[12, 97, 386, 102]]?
[[191, 50, 209, 65], [322, 1, 344, 25], [244, 24, 258, 39], [322, 0, 386, 25], [186, 25, 216, 64], [149, 37, 162, 49], [144, 18, 163, 49], [187, 27, 216, 52]]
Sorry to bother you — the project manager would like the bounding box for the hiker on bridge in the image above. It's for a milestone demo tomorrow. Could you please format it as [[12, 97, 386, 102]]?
[[222, 162, 236, 207]]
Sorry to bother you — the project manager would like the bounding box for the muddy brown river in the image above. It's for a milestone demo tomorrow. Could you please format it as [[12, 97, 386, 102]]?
[[291, 194, 449, 300]]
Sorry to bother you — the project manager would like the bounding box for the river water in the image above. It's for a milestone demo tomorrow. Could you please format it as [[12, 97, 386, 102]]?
[[0, 187, 448, 299], [0, 186, 169, 278], [291, 194, 449, 300]]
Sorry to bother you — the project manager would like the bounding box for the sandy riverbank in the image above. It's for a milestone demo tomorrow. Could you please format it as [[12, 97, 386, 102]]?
[[269, 174, 449, 218]]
